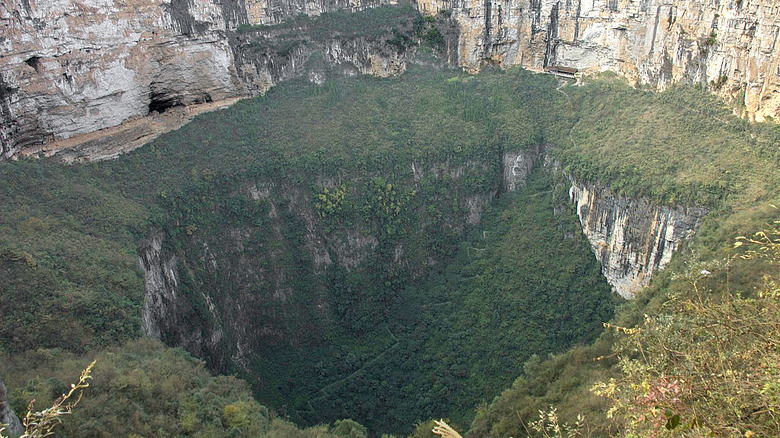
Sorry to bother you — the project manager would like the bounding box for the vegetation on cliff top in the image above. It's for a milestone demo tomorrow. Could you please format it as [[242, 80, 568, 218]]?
[[552, 75, 780, 207], [0, 339, 367, 438]]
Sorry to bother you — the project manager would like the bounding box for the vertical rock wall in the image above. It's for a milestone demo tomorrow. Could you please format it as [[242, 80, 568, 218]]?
[[2, 0, 777, 159], [0, 377, 22, 436], [0, 0, 242, 159], [138, 229, 227, 369], [419, 0, 780, 121], [502, 149, 707, 298], [569, 181, 707, 298], [0, 0, 404, 159]]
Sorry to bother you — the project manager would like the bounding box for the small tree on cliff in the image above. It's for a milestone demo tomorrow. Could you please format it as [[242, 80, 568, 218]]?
[[594, 218, 780, 437], [1, 361, 94, 438]]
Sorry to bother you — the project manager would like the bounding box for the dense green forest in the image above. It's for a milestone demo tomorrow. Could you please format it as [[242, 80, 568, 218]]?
[[2, 38, 779, 438]]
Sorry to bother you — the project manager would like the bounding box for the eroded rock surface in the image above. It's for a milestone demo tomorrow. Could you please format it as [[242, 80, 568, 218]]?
[[1, 0, 241, 158], [501, 149, 707, 298], [0, 0, 406, 159], [569, 182, 706, 298], [3, 0, 776, 159], [419, 0, 780, 121]]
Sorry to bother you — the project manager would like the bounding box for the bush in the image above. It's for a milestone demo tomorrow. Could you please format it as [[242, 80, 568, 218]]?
[[593, 219, 780, 437]]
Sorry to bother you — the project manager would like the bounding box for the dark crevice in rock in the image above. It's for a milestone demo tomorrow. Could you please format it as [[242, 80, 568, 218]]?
[[573, 0, 581, 41], [149, 89, 183, 114], [164, 0, 197, 36], [483, 0, 492, 56], [543, 2, 560, 68], [649, 5, 662, 55], [530, 0, 543, 34], [219, 0, 249, 29], [24, 55, 42, 72]]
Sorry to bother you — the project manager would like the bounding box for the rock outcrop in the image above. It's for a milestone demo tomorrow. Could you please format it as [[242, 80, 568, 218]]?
[[419, 0, 780, 121], [3, 0, 776, 159], [138, 229, 227, 370], [1, 0, 241, 159], [502, 149, 707, 298], [0, 0, 407, 160], [0, 377, 23, 436], [569, 181, 707, 298]]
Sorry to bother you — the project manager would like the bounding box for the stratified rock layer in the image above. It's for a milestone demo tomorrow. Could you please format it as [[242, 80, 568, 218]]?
[[2, 0, 777, 158], [1, 0, 241, 158], [569, 182, 706, 298], [502, 149, 707, 299], [3, 0, 778, 159], [419, 0, 780, 121], [0, 0, 402, 159]]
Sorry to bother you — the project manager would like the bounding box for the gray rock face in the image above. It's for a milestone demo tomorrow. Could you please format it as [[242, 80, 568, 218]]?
[[0, 0, 406, 160], [501, 149, 707, 298], [1, 0, 241, 159], [3, 0, 775, 159], [0, 377, 23, 436], [419, 0, 780, 121], [569, 181, 707, 298], [138, 229, 226, 369], [503, 146, 540, 192]]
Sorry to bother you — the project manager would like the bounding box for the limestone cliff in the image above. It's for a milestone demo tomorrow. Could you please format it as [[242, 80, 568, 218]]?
[[419, 0, 780, 121], [568, 181, 706, 298], [0, 0, 241, 159], [138, 229, 230, 370], [138, 160, 496, 370], [0, 0, 409, 160], [3, 0, 776, 159], [502, 150, 707, 298]]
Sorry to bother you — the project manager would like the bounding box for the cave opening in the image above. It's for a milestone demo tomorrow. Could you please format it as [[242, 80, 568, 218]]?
[[148, 89, 183, 114], [24, 55, 42, 73]]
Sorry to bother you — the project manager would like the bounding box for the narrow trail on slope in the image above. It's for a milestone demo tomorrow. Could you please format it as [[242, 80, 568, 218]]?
[[299, 326, 400, 417], [555, 77, 579, 150]]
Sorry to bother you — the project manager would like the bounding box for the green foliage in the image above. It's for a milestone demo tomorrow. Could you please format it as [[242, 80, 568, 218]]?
[[467, 332, 619, 438], [0, 339, 352, 438], [472, 212, 780, 438], [595, 221, 780, 436], [1, 361, 95, 438], [332, 419, 368, 438], [273, 168, 616, 433], [554, 77, 780, 207], [364, 176, 416, 241], [315, 185, 348, 219], [423, 28, 445, 50], [0, 162, 148, 353], [594, 239, 780, 437]]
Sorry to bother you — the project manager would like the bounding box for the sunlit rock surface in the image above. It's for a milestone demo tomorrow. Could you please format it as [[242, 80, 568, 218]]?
[[0, 0, 404, 159], [2, 0, 777, 158], [569, 182, 706, 298], [502, 150, 707, 298], [419, 0, 780, 121]]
